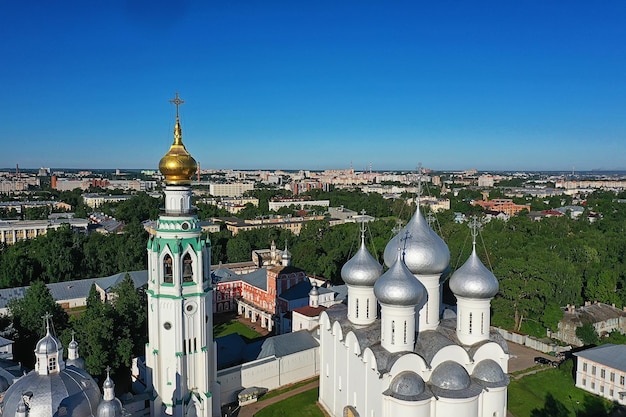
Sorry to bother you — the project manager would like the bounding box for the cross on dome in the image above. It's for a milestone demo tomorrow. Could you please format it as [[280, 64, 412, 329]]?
[[169, 92, 185, 119], [468, 216, 482, 247]]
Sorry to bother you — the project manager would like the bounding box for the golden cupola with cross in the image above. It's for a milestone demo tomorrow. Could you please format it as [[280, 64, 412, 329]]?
[[159, 92, 198, 185]]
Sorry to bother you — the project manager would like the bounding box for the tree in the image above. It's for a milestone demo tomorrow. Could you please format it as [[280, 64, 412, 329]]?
[[576, 323, 599, 345], [74, 285, 116, 378], [226, 239, 252, 263], [8, 280, 69, 366], [108, 274, 148, 392], [115, 192, 161, 223]]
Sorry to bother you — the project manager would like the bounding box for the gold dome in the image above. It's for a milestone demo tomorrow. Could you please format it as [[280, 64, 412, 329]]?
[[159, 117, 198, 185]]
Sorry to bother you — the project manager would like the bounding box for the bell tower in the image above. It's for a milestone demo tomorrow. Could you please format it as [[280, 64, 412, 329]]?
[[146, 93, 219, 417]]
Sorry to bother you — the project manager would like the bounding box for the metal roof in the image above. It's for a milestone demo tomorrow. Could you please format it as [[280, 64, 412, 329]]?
[[0, 270, 148, 310], [256, 331, 319, 360], [240, 268, 268, 291], [574, 344, 626, 373]]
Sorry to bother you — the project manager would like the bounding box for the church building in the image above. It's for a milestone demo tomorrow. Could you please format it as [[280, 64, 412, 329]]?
[[319, 208, 509, 417]]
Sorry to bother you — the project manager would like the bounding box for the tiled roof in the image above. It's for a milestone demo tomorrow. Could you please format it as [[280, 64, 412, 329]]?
[[293, 305, 326, 317]]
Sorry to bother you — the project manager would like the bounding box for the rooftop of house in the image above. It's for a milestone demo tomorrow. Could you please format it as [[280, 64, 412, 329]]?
[[561, 302, 626, 326], [574, 344, 626, 373]]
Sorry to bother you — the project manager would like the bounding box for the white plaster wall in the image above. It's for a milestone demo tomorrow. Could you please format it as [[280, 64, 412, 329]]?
[[480, 387, 507, 417], [217, 347, 319, 405], [435, 396, 479, 417], [384, 396, 431, 417]]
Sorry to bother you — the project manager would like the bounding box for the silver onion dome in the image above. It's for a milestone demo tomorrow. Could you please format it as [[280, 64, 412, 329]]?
[[96, 400, 124, 417], [449, 248, 499, 299], [97, 372, 123, 417], [0, 367, 101, 417], [472, 359, 507, 385], [35, 332, 62, 355], [374, 250, 427, 307], [103, 376, 114, 390], [341, 239, 383, 287], [384, 208, 449, 275], [389, 371, 425, 399], [430, 361, 471, 390], [309, 283, 319, 296]]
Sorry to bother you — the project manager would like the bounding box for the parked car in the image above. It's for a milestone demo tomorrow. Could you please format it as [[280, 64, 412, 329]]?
[[534, 357, 559, 367]]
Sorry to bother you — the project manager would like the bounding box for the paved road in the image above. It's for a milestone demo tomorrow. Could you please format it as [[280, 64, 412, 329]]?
[[507, 341, 556, 373]]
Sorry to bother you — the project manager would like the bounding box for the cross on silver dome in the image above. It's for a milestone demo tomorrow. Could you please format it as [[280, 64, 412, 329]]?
[[449, 217, 499, 299], [341, 213, 383, 287]]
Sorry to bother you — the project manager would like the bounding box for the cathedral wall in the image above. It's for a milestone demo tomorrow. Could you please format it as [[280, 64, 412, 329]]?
[[345, 333, 366, 412], [429, 345, 471, 371], [335, 336, 349, 416], [388, 353, 429, 378], [471, 343, 509, 373], [382, 396, 431, 417], [434, 396, 479, 417], [319, 314, 336, 416], [479, 387, 507, 417]]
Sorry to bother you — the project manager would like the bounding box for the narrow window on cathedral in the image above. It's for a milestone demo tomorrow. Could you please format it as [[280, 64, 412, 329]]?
[[194, 338, 197, 352], [355, 299, 359, 318], [403, 321, 407, 344], [183, 340, 187, 355], [391, 320, 395, 344], [183, 253, 194, 283], [188, 339, 192, 354], [163, 255, 173, 283], [366, 299, 370, 318], [481, 312, 485, 334], [469, 312, 473, 334], [48, 357, 57, 371]]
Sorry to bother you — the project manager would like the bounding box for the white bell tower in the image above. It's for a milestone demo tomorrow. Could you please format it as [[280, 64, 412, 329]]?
[[146, 93, 219, 417]]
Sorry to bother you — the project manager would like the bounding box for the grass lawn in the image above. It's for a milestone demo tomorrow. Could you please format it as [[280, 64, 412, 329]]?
[[213, 319, 263, 340], [255, 388, 324, 417], [258, 378, 319, 402], [508, 360, 614, 417]]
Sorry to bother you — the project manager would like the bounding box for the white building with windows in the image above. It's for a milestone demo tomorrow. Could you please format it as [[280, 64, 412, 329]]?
[[574, 344, 626, 405], [319, 210, 509, 417]]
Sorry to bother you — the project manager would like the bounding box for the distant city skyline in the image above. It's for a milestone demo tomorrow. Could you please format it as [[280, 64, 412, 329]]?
[[2, 1, 625, 172]]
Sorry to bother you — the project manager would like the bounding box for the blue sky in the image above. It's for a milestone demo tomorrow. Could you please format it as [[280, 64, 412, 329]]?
[[1, 1, 625, 171]]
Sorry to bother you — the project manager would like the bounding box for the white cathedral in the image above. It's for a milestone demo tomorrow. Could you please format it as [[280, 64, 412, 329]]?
[[318, 207, 510, 417], [145, 94, 509, 417], [0, 94, 508, 417]]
